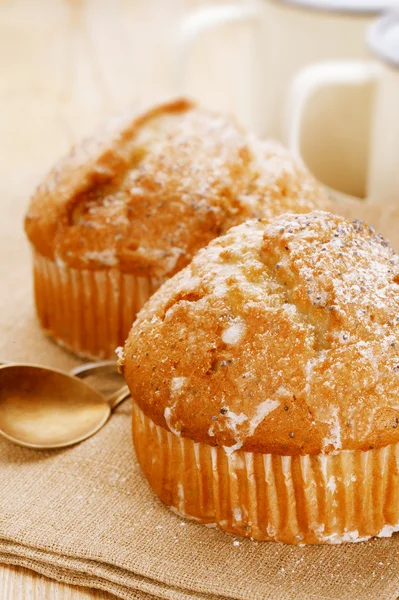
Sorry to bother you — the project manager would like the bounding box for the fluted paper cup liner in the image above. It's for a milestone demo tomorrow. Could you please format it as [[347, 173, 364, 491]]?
[[32, 250, 164, 359], [132, 400, 399, 545]]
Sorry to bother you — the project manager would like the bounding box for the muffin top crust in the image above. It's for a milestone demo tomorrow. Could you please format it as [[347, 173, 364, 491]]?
[[25, 98, 327, 277], [123, 211, 399, 455]]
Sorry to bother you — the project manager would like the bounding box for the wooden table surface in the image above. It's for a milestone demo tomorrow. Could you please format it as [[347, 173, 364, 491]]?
[[0, 0, 249, 598]]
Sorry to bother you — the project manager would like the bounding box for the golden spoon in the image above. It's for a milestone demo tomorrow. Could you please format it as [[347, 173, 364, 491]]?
[[0, 363, 130, 449]]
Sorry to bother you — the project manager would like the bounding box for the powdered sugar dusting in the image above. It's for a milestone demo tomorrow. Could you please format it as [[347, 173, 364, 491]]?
[[224, 410, 247, 434], [222, 320, 246, 345], [115, 346, 124, 362], [131, 209, 399, 454], [217, 400, 280, 454], [247, 399, 280, 437], [164, 407, 181, 437], [322, 407, 342, 452], [83, 249, 117, 266], [170, 377, 187, 396], [32, 100, 326, 276]]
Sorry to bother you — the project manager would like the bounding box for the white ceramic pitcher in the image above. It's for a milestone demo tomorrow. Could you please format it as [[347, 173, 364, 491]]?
[[175, 0, 399, 140], [287, 10, 399, 204]]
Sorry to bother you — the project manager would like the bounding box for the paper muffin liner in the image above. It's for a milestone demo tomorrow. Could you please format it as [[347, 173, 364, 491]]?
[[132, 401, 399, 544], [32, 250, 164, 360]]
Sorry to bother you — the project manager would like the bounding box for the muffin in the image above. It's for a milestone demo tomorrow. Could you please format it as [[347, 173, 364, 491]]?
[[122, 210, 399, 544], [25, 98, 327, 359]]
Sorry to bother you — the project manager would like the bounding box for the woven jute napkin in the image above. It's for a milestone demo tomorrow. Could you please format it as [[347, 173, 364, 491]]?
[[2, 194, 399, 600]]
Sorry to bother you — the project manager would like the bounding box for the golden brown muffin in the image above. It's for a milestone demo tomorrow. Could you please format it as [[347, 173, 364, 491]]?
[[25, 98, 327, 359], [122, 210, 399, 544]]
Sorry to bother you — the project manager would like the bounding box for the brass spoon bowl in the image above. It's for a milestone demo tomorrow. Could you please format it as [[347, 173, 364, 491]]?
[[0, 363, 130, 449]]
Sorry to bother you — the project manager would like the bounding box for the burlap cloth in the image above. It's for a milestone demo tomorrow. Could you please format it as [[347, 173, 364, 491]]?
[[2, 192, 399, 600]]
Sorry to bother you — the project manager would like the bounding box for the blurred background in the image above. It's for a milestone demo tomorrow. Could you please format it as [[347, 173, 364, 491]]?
[[1, 0, 206, 184], [1, 0, 399, 210]]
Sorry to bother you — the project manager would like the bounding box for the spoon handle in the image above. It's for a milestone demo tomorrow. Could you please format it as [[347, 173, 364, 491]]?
[[108, 384, 131, 411], [70, 360, 118, 378]]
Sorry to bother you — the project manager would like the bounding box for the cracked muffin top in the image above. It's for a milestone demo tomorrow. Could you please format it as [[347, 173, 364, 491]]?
[[25, 98, 327, 278], [122, 211, 399, 455]]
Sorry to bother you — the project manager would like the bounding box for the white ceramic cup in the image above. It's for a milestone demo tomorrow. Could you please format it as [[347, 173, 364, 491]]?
[[287, 10, 399, 204], [175, 0, 399, 140]]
